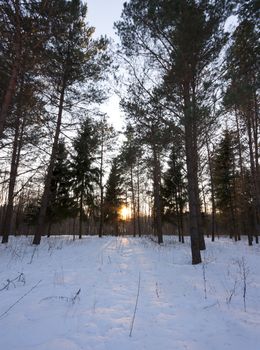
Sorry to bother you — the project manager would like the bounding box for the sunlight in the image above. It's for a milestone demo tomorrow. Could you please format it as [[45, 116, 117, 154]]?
[[119, 205, 131, 221], [121, 237, 129, 246]]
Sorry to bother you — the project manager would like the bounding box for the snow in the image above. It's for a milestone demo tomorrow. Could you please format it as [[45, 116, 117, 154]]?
[[0, 235, 259, 350]]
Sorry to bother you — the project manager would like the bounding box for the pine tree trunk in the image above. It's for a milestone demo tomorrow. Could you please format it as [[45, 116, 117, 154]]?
[[235, 110, 245, 240], [1, 89, 25, 243], [206, 137, 216, 242], [98, 136, 104, 237], [176, 197, 182, 242], [1, 118, 20, 243], [196, 181, 206, 249], [0, 1, 22, 140], [79, 186, 83, 239], [33, 83, 66, 245], [180, 202, 185, 243], [185, 141, 202, 263], [137, 159, 142, 237], [191, 83, 205, 251], [0, 55, 21, 140], [184, 93, 202, 264], [72, 216, 76, 241], [152, 141, 163, 244], [130, 164, 136, 237], [247, 114, 258, 244]]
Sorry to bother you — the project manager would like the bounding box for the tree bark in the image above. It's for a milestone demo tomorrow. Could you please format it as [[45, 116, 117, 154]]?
[[247, 112, 259, 244], [0, 1, 22, 140], [136, 159, 142, 237], [183, 84, 202, 264], [79, 187, 83, 239], [130, 163, 137, 237], [152, 139, 163, 244], [185, 127, 202, 264], [98, 131, 104, 237], [2, 117, 20, 242], [206, 137, 216, 242], [1, 81, 26, 243]]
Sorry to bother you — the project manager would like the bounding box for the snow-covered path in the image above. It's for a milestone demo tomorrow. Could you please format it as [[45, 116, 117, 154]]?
[[0, 236, 259, 350]]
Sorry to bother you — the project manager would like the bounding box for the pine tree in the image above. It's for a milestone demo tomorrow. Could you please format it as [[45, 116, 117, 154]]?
[[104, 157, 124, 235], [162, 144, 187, 243], [33, 0, 110, 244], [120, 124, 140, 237], [46, 140, 75, 233], [212, 130, 239, 240], [71, 117, 99, 239], [95, 115, 117, 237]]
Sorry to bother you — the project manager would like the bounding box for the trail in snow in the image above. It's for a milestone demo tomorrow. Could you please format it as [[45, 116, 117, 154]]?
[[0, 236, 259, 350]]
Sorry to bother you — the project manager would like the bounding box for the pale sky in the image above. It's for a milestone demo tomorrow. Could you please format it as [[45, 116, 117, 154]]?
[[86, 0, 125, 39], [86, 1, 126, 130]]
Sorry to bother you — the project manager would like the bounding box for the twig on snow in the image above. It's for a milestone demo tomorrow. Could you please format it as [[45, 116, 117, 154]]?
[[129, 272, 141, 337], [0, 280, 42, 320], [203, 301, 220, 310], [202, 261, 207, 299], [40, 288, 81, 305], [237, 257, 249, 312], [0, 273, 25, 291]]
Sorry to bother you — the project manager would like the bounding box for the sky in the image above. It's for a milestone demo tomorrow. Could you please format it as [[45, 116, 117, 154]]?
[[86, 0, 126, 131], [86, 0, 125, 39]]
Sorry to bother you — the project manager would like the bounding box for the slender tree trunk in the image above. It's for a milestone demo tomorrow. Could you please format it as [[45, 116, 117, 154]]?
[[185, 132, 202, 263], [199, 176, 208, 239], [137, 159, 142, 237], [247, 114, 258, 245], [0, 62, 20, 139], [253, 141, 259, 245], [152, 141, 163, 244], [175, 197, 182, 242], [230, 200, 238, 241], [180, 202, 185, 243], [130, 164, 136, 237], [1, 87, 26, 243], [0, 0, 22, 140], [33, 83, 66, 245], [1, 119, 20, 243], [185, 103, 201, 265], [72, 216, 76, 241], [79, 185, 84, 239], [191, 84, 205, 251], [251, 99, 260, 244], [235, 109, 245, 240], [98, 134, 104, 237], [183, 85, 202, 263], [14, 193, 23, 235], [206, 137, 216, 242]]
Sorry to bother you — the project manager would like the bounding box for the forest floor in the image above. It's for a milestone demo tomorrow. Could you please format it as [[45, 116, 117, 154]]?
[[0, 235, 259, 350]]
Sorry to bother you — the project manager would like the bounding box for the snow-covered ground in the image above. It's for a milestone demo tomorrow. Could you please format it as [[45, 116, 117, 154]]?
[[0, 235, 259, 350]]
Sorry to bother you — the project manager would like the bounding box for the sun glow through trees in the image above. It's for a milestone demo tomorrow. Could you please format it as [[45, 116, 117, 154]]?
[[119, 205, 131, 220]]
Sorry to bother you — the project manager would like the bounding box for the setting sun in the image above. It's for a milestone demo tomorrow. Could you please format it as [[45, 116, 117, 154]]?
[[119, 205, 131, 220]]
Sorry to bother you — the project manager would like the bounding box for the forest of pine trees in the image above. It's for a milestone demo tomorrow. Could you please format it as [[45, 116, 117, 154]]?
[[0, 0, 259, 264]]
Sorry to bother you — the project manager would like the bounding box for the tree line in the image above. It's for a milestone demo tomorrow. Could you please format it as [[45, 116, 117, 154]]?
[[0, 0, 259, 264]]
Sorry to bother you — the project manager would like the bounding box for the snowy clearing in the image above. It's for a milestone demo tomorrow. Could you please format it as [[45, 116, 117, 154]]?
[[0, 236, 259, 350]]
